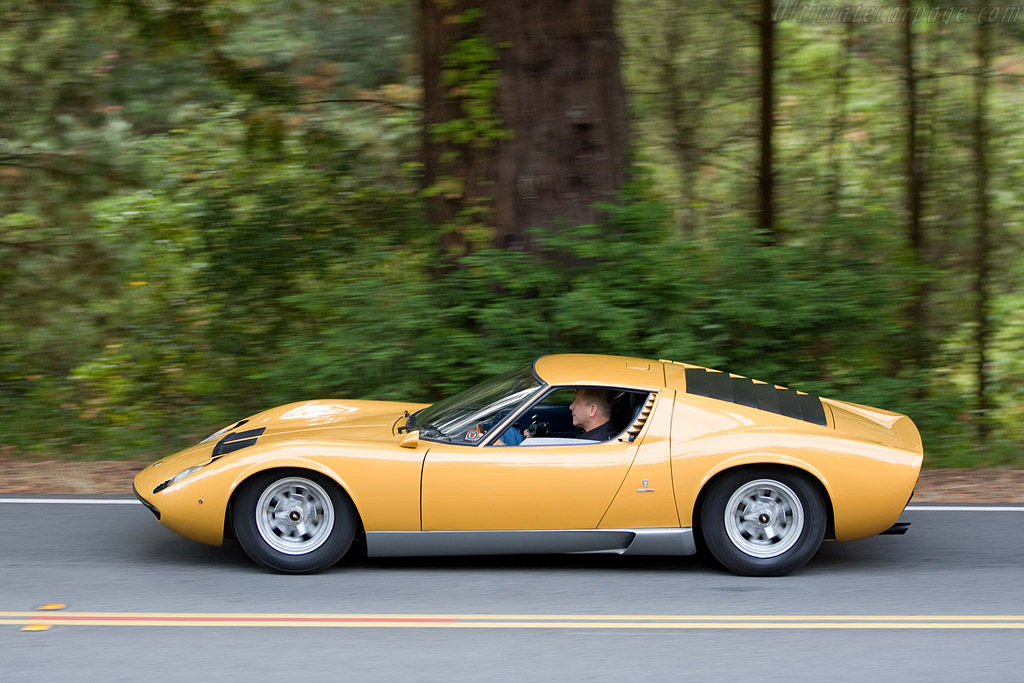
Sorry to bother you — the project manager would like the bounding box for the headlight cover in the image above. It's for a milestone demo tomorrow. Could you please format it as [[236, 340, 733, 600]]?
[[200, 419, 249, 444], [153, 463, 208, 494], [153, 418, 260, 494]]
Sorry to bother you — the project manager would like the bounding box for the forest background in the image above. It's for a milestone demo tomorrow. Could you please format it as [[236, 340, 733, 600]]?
[[1, 0, 1022, 467]]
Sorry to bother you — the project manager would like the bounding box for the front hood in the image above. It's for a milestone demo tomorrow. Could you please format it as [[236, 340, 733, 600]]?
[[241, 399, 428, 440], [135, 399, 428, 499]]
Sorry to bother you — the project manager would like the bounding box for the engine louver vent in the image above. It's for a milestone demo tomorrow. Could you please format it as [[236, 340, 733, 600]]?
[[684, 367, 827, 426], [626, 393, 657, 441]]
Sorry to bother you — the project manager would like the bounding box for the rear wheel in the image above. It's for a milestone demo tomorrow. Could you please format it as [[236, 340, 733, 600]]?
[[233, 471, 357, 574], [700, 468, 826, 576]]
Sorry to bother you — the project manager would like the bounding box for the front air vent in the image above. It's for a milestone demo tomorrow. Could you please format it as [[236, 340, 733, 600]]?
[[212, 427, 267, 457], [684, 368, 827, 426]]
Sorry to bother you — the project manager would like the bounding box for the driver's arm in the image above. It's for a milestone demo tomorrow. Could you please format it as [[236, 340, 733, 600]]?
[[497, 426, 525, 445]]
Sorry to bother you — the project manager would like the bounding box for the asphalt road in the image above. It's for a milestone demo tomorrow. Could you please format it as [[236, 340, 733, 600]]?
[[1, 498, 1023, 682]]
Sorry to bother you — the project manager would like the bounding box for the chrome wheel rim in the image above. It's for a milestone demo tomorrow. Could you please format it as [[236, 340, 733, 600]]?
[[255, 477, 334, 555], [724, 479, 804, 559]]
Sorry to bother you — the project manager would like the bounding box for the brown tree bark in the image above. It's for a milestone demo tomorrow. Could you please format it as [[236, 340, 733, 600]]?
[[660, 9, 701, 237], [757, 0, 776, 242], [972, 9, 993, 442], [825, 18, 853, 219], [421, 0, 631, 253], [901, 0, 928, 386]]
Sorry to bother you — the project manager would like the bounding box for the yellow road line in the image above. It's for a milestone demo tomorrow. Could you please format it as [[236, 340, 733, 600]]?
[[3, 612, 1024, 621], [3, 619, 1024, 629], [3, 612, 1024, 630]]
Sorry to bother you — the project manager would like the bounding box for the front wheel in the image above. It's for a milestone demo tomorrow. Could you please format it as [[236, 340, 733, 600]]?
[[700, 469, 826, 576], [233, 471, 357, 574]]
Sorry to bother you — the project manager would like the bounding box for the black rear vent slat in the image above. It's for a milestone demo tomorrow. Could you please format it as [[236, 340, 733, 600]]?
[[799, 393, 828, 426], [707, 371, 734, 403], [684, 368, 826, 427], [731, 377, 758, 408], [754, 382, 781, 413], [684, 368, 710, 397], [776, 388, 804, 421]]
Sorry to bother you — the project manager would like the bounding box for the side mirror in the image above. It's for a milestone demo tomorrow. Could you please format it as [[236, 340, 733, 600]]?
[[399, 430, 420, 449]]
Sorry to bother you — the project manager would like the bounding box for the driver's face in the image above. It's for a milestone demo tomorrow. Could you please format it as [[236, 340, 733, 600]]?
[[569, 391, 592, 428]]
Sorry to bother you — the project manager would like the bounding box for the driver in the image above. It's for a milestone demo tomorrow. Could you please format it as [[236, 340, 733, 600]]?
[[498, 387, 617, 445], [568, 388, 617, 441]]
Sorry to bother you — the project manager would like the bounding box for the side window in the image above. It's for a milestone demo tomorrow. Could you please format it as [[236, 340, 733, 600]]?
[[519, 388, 579, 439], [446, 386, 537, 446], [490, 387, 652, 446]]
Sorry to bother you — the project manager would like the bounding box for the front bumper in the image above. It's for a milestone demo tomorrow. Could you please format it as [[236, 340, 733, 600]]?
[[133, 483, 161, 520]]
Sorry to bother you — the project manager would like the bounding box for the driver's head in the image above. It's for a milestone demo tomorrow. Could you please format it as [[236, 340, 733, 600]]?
[[569, 388, 613, 430]]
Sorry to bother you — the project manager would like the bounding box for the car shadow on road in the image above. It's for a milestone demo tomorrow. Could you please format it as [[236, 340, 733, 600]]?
[[127, 528, 929, 577], [342, 539, 713, 574], [804, 535, 924, 574], [129, 531, 255, 570]]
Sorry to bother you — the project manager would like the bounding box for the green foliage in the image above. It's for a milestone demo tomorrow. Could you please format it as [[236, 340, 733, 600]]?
[[1, 0, 1021, 468], [432, 34, 509, 147], [0, 0, 419, 458], [424, 7, 511, 247], [207, 182, 963, 467]]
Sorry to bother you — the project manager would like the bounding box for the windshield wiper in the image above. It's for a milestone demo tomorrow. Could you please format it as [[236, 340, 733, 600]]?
[[398, 410, 448, 440], [398, 409, 422, 434], [416, 423, 450, 441]]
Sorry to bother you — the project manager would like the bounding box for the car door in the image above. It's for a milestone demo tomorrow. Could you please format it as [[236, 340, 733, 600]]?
[[419, 386, 655, 531], [420, 437, 641, 531]]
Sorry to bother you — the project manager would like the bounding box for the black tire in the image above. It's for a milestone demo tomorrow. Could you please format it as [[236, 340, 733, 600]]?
[[700, 468, 826, 577], [233, 470, 357, 574]]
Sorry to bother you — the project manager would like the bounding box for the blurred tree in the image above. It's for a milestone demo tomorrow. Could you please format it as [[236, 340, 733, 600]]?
[[825, 17, 855, 217], [900, 0, 929, 387], [0, 0, 420, 456], [421, 0, 630, 252], [621, 1, 752, 237], [0, 1, 142, 455], [2, 0, 1024, 466], [757, 0, 777, 242], [971, 4, 992, 442]]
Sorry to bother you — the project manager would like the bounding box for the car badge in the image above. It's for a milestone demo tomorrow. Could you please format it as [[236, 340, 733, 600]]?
[[637, 479, 655, 493]]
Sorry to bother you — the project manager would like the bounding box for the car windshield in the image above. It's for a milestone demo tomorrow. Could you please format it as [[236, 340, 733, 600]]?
[[413, 363, 542, 444]]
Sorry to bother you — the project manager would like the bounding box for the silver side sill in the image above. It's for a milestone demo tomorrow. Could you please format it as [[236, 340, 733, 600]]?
[[365, 528, 695, 558]]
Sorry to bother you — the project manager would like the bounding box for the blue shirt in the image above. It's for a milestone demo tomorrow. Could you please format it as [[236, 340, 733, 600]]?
[[501, 427, 524, 445]]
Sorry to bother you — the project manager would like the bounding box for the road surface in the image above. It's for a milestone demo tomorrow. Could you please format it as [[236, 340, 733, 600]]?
[[1, 497, 1022, 682]]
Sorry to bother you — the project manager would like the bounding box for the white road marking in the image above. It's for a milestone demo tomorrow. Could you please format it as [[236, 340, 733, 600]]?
[[906, 506, 1024, 512], [0, 498, 141, 505], [3, 611, 1024, 630]]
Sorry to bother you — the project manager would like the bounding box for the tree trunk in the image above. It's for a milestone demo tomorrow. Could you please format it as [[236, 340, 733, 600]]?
[[825, 18, 853, 219], [972, 9, 993, 442], [421, 0, 631, 253], [757, 0, 776, 242], [661, 9, 700, 238], [901, 0, 928, 385]]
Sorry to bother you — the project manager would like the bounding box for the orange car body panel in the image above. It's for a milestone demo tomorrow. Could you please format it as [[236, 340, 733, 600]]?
[[134, 354, 923, 547]]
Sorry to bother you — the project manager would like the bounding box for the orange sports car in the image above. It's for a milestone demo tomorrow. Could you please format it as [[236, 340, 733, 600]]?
[[133, 354, 923, 576]]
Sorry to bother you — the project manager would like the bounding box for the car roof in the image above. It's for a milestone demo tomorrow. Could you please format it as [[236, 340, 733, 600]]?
[[532, 354, 666, 391]]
